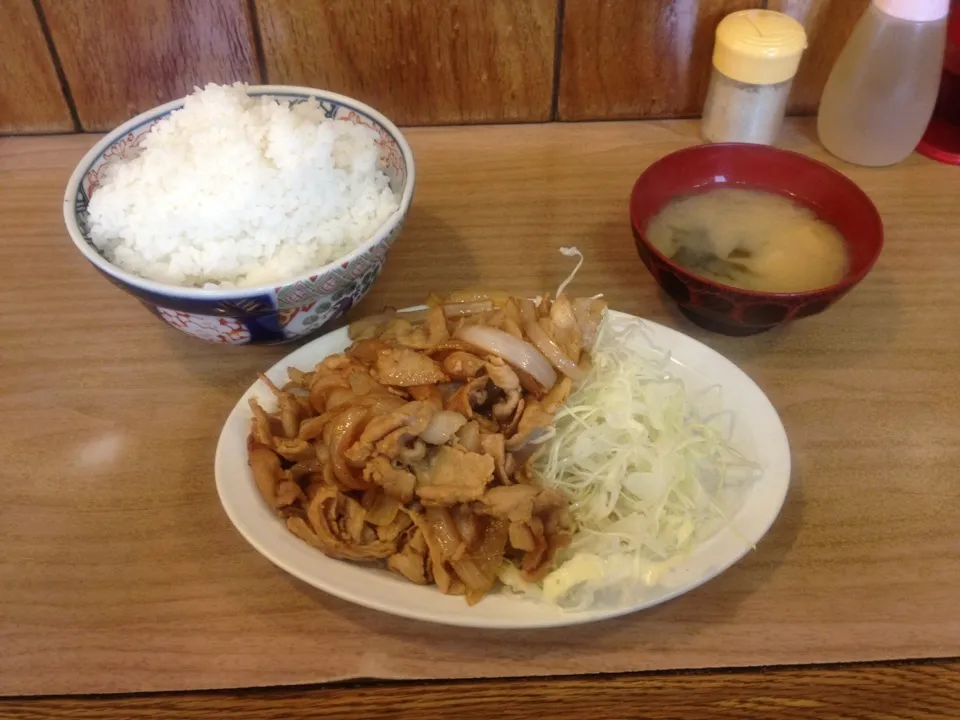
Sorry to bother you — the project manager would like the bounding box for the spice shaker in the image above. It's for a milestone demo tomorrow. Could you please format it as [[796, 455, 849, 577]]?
[[702, 10, 807, 145]]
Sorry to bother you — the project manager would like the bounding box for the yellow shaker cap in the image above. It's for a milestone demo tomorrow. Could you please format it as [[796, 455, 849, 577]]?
[[713, 9, 807, 85]]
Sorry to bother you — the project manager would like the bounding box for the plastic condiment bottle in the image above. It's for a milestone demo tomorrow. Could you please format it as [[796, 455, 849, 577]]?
[[817, 0, 950, 167], [701, 10, 808, 145]]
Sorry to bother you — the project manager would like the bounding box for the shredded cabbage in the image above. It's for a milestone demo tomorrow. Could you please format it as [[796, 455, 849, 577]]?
[[501, 314, 759, 610]]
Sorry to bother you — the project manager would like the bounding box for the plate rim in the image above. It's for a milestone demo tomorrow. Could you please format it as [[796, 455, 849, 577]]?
[[214, 310, 791, 629]]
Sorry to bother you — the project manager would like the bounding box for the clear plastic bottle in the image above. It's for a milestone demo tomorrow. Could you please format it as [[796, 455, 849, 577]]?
[[817, 0, 949, 166]]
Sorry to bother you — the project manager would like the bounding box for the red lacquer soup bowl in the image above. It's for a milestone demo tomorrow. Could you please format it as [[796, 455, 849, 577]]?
[[629, 143, 884, 336]]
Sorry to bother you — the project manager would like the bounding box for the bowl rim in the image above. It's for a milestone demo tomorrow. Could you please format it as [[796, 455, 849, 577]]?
[[629, 143, 885, 300], [62, 84, 416, 300]]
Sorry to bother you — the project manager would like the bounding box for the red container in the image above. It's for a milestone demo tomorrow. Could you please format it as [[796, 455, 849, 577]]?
[[918, 2, 960, 163], [629, 143, 884, 336]]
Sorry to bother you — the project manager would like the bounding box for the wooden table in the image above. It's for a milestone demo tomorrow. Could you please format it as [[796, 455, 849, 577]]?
[[1, 120, 958, 718]]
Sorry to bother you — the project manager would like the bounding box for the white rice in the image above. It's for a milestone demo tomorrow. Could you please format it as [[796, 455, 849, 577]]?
[[86, 83, 400, 288]]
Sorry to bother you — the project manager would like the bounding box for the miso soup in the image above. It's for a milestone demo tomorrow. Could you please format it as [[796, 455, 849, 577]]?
[[646, 188, 849, 293]]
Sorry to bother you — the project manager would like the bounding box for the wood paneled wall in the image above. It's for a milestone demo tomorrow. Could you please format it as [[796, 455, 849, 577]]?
[[256, 0, 558, 125], [0, 0, 74, 133], [0, 0, 871, 133]]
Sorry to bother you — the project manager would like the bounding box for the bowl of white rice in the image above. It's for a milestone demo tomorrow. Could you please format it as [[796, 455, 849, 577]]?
[[63, 83, 415, 345]]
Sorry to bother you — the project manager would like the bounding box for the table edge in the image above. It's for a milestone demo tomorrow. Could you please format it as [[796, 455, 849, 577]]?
[[2, 658, 957, 719]]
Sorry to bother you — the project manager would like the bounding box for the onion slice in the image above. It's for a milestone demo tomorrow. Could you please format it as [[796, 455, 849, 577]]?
[[518, 298, 538, 326], [419, 410, 468, 445], [395, 308, 433, 323], [523, 321, 584, 381], [454, 325, 557, 390], [348, 307, 432, 339], [573, 297, 605, 350], [442, 300, 494, 318]]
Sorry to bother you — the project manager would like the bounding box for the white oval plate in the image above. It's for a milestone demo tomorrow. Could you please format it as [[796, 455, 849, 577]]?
[[215, 310, 790, 629]]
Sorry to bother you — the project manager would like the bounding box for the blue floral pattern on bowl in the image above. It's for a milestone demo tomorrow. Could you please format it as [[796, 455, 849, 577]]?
[[64, 86, 415, 345]]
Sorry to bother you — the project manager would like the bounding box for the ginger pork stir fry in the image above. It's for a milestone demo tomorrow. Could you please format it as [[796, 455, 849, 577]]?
[[247, 289, 607, 604]]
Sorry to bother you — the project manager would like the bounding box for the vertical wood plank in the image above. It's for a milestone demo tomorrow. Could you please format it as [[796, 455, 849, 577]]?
[[558, 0, 763, 121], [255, 0, 557, 125], [0, 0, 73, 134], [40, 0, 261, 131], [769, 0, 871, 114]]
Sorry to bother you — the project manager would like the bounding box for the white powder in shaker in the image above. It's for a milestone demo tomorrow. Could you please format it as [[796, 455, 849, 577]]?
[[701, 73, 793, 144]]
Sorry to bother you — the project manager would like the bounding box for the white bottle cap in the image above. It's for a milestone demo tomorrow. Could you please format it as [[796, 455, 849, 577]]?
[[874, 0, 949, 22]]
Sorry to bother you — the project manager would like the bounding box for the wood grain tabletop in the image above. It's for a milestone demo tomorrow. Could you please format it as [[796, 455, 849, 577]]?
[[1, 119, 958, 714], [2, 661, 958, 719]]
